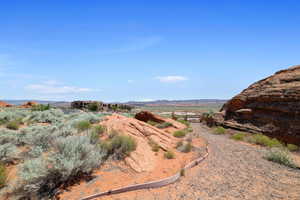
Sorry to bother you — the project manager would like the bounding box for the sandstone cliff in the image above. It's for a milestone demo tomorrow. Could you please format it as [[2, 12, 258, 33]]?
[[220, 65, 300, 144]]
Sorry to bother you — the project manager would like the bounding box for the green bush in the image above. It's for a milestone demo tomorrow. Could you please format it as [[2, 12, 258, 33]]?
[[164, 150, 175, 159], [176, 141, 183, 148], [249, 134, 283, 148], [213, 126, 226, 135], [6, 120, 20, 130], [110, 135, 137, 159], [0, 163, 7, 188], [177, 119, 190, 127], [156, 122, 173, 129], [265, 148, 298, 168], [19, 136, 105, 198], [75, 120, 91, 132], [148, 140, 160, 152], [230, 133, 246, 141], [87, 102, 101, 112], [147, 120, 159, 126], [182, 142, 193, 153], [173, 130, 187, 138], [287, 144, 299, 152], [93, 125, 105, 135], [0, 143, 20, 163], [31, 104, 50, 111], [99, 133, 137, 160]]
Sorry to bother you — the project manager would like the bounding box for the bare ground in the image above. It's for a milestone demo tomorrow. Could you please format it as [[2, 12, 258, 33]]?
[[104, 123, 300, 200]]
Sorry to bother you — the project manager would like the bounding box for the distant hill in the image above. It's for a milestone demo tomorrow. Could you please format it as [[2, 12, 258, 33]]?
[[126, 99, 227, 106], [1, 99, 227, 108], [1, 100, 70, 107]]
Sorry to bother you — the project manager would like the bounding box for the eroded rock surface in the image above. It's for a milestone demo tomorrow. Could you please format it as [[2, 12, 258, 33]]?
[[220, 65, 300, 144], [100, 114, 184, 172]]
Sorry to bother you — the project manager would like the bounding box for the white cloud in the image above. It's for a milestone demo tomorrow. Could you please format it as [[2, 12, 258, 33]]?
[[25, 82, 96, 95], [156, 75, 188, 83], [127, 80, 134, 83]]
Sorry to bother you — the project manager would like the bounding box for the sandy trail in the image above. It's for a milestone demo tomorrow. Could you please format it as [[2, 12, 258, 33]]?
[[102, 123, 300, 200]]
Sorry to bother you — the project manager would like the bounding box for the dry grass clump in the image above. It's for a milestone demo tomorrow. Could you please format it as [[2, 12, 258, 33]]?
[[164, 150, 175, 159], [148, 140, 160, 152], [6, 120, 20, 130], [246, 134, 283, 148], [173, 130, 187, 138], [213, 126, 226, 135], [230, 132, 246, 141], [264, 148, 298, 169], [0, 163, 7, 188], [287, 144, 299, 152], [98, 133, 137, 160], [156, 122, 172, 129]]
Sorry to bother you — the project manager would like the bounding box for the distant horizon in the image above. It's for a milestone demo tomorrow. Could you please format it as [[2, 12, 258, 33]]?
[[1, 98, 228, 104], [1, 1, 299, 101]]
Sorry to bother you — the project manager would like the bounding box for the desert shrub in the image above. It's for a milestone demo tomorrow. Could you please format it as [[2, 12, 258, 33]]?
[[24, 109, 64, 124], [164, 150, 175, 159], [0, 109, 29, 124], [187, 127, 193, 132], [177, 141, 192, 153], [177, 119, 190, 127], [180, 168, 185, 177], [87, 102, 101, 112], [248, 134, 283, 148], [213, 126, 226, 135], [0, 143, 20, 163], [110, 135, 137, 159], [27, 146, 43, 158], [182, 142, 193, 153], [147, 120, 159, 126], [176, 141, 183, 148], [19, 136, 105, 198], [108, 129, 119, 139], [89, 131, 99, 144], [31, 104, 50, 111], [156, 122, 172, 129], [0, 129, 25, 145], [93, 125, 105, 135], [230, 133, 246, 141], [0, 163, 7, 188], [148, 140, 160, 152], [173, 130, 187, 138], [22, 126, 56, 150], [264, 148, 298, 168], [75, 120, 91, 132], [287, 144, 299, 152], [6, 120, 20, 130]]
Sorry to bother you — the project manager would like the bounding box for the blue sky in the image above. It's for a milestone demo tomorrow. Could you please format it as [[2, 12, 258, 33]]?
[[0, 1, 299, 102]]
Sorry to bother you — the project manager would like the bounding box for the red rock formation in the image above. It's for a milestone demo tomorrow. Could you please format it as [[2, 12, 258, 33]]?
[[220, 65, 300, 144], [20, 101, 38, 108], [0, 101, 12, 107], [100, 114, 186, 172]]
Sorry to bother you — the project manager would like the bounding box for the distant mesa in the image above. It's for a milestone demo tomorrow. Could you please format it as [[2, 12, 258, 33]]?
[[0, 101, 12, 107], [213, 65, 300, 145], [20, 101, 38, 108]]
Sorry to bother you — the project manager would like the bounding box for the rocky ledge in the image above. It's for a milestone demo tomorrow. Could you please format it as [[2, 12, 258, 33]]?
[[218, 65, 300, 144]]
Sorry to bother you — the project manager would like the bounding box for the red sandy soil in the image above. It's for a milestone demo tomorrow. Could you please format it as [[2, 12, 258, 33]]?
[[59, 137, 206, 200]]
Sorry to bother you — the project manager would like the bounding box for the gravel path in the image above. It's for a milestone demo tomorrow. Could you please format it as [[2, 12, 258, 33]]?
[[124, 123, 300, 200]]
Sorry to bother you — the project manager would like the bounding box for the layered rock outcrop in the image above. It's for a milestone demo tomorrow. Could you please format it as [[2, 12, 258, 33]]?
[[220, 65, 300, 144], [100, 114, 184, 172]]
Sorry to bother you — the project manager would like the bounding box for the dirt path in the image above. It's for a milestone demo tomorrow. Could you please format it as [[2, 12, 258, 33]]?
[[106, 123, 300, 200]]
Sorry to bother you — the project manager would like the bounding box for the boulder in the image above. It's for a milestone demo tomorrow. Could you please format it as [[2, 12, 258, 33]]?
[[220, 65, 300, 144]]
